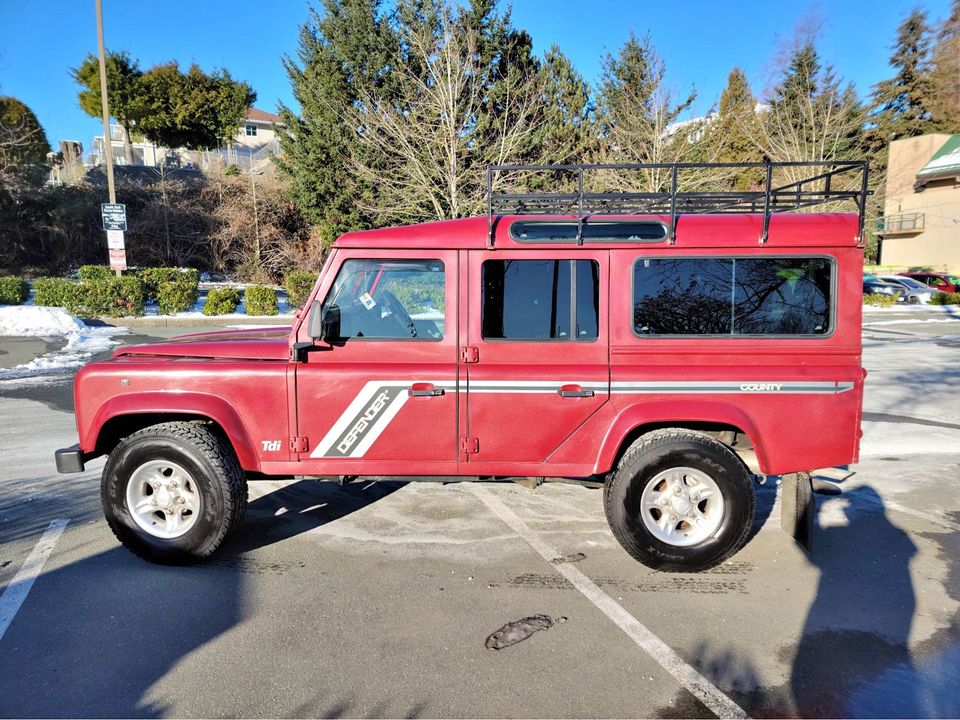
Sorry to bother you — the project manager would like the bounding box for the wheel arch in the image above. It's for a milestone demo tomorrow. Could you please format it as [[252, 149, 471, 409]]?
[[594, 401, 768, 477], [83, 392, 260, 471]]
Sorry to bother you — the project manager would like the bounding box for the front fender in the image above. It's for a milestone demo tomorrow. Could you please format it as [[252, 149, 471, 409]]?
[[593, 399, 768, 475], [81, 391, 260, 471]]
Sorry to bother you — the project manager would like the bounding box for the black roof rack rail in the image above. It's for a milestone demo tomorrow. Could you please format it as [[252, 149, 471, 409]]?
[[485, 161, 870, 247]]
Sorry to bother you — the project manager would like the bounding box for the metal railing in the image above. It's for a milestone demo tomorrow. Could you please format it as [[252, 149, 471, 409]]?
[[486, 161, 870, 247], [876, 212, 924, 234]]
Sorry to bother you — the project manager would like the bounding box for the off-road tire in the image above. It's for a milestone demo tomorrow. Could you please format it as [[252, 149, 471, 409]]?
[[603, 429, 755, 572], [101, 421, 247, 564]]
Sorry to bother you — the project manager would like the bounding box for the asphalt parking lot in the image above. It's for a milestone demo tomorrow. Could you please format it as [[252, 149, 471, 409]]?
[[1, 310, 959, 718]]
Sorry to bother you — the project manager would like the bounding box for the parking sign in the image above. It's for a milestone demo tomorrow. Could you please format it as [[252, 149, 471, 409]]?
[[101, 203, 127, 231]]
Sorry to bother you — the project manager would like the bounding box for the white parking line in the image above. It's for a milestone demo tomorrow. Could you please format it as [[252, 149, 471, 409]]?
[[470, 486, 749, 720], [0, 519, 69, 643]]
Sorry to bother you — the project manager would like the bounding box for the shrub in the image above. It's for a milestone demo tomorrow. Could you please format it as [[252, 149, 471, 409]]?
[[930, 291, 960, 305], [135, 267, 201, 302], [77, 265, 114, 281], [33, 277, 74, 307], [285, 272, 315, 308], [66, 277, 145, 317], [0, 276, 30, 305], [245, 285, 278, 316], [863, 293, 898, 307], [157, 278, 200, 314], [202, 287, 241, 315]]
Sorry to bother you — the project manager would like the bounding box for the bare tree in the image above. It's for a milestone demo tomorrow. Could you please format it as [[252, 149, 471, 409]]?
[[348, 9, 538, 223]]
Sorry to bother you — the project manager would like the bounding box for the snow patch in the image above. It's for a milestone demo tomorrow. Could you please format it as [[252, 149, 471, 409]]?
[[0, 306, 127, 382]]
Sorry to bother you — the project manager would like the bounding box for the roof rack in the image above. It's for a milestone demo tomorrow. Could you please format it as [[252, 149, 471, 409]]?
[[486, 161, 869, 247]]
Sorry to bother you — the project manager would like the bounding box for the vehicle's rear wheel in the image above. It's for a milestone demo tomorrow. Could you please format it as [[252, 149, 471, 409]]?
[[603, 429, 755, 572], [101, 421, 247, 564], [908, 295, 921, 305]]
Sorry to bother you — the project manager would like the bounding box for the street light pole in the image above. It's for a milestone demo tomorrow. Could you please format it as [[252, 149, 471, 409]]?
[[95, 0, 116, 205]]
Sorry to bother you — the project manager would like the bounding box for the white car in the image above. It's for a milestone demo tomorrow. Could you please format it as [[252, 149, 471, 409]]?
[[877, 275, 938, 304]]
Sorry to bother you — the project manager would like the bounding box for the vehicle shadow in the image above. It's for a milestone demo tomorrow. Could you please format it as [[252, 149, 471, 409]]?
[[0, 480, 401, 718], [224, 478, 405, 555]]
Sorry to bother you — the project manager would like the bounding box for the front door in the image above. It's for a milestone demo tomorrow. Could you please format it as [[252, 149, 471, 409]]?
[[464, 250, 610, 474], [295, 249, 460, 475]]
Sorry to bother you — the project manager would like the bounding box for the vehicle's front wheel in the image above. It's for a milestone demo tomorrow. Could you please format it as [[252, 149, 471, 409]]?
[[101, 421, 247, 564], [603, 429, 755, 572]]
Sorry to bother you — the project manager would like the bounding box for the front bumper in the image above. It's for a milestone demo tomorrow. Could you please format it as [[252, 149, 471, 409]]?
[[55, 444, 86, 473]]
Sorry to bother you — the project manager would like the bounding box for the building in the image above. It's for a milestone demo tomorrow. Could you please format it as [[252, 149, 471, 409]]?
[[88, 107, 284, 173], [877, 134, 960, 270]]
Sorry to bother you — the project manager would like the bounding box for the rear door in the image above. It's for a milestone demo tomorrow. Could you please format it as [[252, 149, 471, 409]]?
[[294, 249, 459, 475], [463, 250, 609, 472]]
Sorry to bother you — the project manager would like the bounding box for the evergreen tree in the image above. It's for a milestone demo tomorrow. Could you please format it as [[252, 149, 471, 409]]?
[[72, 51, 144, 165], [928, 0, 960, 132], [867, 8, 934, 152], [710, 68, 762, 188], [276, 0, 396, 244], [533, 45, 595, 164], [596, 32, 696, 191], [0, 97, 50, 174]]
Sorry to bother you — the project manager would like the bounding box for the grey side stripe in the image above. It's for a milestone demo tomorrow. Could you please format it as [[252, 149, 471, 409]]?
[[611, 381, 854, 394]]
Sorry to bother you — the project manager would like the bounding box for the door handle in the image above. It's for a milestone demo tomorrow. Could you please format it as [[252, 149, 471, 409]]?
[[409, 383, 444, 397], [558, 384, 595, 398]]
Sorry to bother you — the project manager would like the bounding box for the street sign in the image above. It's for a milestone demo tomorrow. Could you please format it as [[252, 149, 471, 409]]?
[[109, 248, 127, 271], [101, 203, 127, 231], [106, 229, 125, 249]]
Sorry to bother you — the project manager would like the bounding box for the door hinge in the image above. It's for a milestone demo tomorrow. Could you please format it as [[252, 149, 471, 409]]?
[[460, 346, 479, 363], [459, 436, 479, 454], [290, 436, 310, 453]]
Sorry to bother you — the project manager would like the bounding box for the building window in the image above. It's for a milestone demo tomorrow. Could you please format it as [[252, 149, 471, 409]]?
[[633, 257, 833, 336], [245, 124, 257, 136], [482, 259, 599, 341]]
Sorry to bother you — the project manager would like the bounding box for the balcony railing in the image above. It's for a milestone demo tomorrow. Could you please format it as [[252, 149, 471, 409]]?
[[877, 212, 925, 234]]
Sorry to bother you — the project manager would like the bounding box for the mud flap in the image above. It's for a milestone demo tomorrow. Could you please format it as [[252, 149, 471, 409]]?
[[780, 472, 814, 552]]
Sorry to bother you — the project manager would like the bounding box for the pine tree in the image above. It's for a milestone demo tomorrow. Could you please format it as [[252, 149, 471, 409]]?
[[0, 97, 50, 174], [533, 46, 595, 164], [710, 68, 762, 188], [596, 32, 696, 192], [927, 0, 960, 132], [72, 51, 144, 165], [867, 9, 935, 151], [276, 0, 397, 245]]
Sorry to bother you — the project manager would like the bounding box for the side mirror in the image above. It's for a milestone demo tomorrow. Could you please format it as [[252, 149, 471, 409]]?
[[308, 300, 340, 341]]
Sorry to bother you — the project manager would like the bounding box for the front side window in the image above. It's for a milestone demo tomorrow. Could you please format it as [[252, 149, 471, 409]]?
[[482, 259, 598, 340], [245, 124, 257, 136], [634, 257, 832, 336], [322, 259, 445, 340]]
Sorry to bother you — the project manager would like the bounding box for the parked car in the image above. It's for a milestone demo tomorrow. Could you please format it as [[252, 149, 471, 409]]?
[[876, 275, 938, 304], [898, 272, 960, 293], [56, 161, 870, 573], [863, 274, 905, 302]]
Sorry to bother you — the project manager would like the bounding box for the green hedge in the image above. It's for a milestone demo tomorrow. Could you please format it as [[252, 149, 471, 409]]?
[[157, 278, 200, 314], [33, 277, 74, 307], [66, 277, 145, 317], [77, 265, 115, 281], [135, 267, 200, 301], [202, 287, 241, 316], [245, 285, 278, 316], [930, 291, 960, 305], [284, 272, 315, 308], [0, 276, 30, 305], [863, 293, 898, 307]]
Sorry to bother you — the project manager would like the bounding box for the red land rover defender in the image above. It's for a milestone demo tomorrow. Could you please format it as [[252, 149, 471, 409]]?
[[56, 162, 869, 572]]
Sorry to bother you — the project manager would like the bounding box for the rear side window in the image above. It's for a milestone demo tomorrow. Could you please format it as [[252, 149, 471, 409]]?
[[482, 259, 598, 341], [633, 257, 832, 336]]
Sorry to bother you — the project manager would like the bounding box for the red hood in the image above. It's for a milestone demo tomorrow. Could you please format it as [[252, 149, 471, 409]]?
[[113, 325, 292, 361]]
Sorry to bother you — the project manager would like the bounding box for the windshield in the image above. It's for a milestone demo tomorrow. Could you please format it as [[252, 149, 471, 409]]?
[[884, 276, 926, 290], [864, 274, 879, 282]]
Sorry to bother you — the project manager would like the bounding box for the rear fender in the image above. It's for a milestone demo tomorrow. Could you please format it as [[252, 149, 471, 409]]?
[[594, 400, 767, 475], [82, 391, 259, 471]]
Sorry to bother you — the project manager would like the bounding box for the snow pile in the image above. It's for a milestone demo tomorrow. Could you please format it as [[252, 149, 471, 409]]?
[[0, 306, 127, 382]]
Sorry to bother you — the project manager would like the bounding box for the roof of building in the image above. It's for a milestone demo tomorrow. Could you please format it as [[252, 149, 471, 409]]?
[[917, 134, 960, 185], [245, 108, 283, 125]]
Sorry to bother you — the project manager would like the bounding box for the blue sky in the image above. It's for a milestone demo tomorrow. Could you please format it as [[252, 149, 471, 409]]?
[[0, 0, 952, 152]]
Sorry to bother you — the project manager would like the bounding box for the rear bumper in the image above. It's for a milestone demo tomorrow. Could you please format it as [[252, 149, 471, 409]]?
[[55, 444, 86, 473]]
